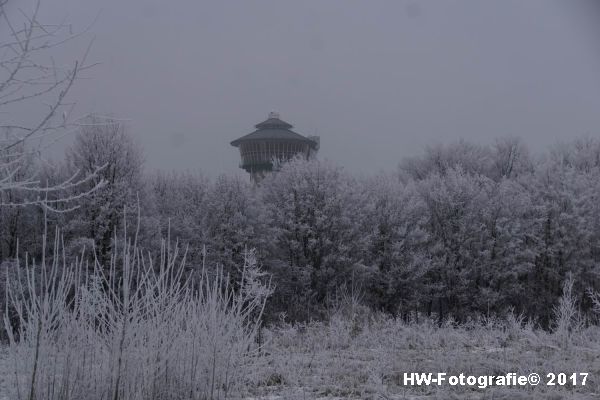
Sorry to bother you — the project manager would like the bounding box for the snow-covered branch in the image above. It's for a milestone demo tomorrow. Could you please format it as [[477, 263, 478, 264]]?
[[0, 0, 101, 208]]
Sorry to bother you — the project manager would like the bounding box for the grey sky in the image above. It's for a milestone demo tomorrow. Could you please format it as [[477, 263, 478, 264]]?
[[35, 0, 600, 177]]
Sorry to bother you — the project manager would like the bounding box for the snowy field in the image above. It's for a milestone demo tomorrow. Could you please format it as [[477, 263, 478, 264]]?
[[243, 316, 600, 400], [1, 250, 599, 400], [2, 316, 599, 400], [0, 347, 8, 400]]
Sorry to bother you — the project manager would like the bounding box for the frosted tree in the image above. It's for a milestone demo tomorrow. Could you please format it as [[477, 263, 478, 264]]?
[[548, 136, 600, 172], [201, 175, 267, 285], [476, 177, 537, 316], [400, 137, 533, 183], [0, 0, 103, 208], [361, 173, 430, 317], [62, 114, 144, 263], [415, 167, 496, 322], [520, 155, 600, 325], [148, 170, 210, 261], [0, 147, 41, 258], [489, 136, 533, 180], [399, 140, 493, 181], [260, 157, 367, 320]]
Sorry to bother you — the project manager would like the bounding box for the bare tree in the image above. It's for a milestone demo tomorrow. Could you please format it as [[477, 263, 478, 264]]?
[[0, 0, 103, 209]]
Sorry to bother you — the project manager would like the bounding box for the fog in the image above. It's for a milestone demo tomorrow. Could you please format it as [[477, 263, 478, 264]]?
[[27, 0, 600, 176]]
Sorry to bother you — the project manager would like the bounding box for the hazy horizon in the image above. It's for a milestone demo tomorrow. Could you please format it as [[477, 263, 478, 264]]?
[[16, 0, 600, 177]]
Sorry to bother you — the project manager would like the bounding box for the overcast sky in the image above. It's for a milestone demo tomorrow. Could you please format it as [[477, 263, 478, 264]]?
[[24, 0, 600, 177]]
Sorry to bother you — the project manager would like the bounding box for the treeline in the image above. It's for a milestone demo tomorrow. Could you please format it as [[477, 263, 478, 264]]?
[[2, 118, 600, 327]]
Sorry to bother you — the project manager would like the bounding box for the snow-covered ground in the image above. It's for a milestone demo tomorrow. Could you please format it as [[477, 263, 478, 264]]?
[[0, 347, 11, 400], [2, 318, 599, 399], [243, 318, 600, 400]]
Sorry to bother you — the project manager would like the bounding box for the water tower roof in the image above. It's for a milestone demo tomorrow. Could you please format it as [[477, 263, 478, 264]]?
[[230, 112, 318, 148], [254, 112, 293, 130]]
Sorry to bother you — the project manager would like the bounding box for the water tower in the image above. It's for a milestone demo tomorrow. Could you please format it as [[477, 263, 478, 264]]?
[[231, 112, 319, 182]]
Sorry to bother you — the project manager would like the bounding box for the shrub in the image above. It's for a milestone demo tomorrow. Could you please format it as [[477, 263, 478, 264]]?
[[3, 229, 270, 400]]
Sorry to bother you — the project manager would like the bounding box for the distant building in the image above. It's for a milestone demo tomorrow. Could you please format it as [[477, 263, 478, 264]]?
[[231, 112, 319, 183]]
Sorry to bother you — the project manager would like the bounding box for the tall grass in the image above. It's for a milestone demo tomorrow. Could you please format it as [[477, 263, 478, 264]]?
[[3, 228, 269, 400], [552, 273, 582, 349]]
